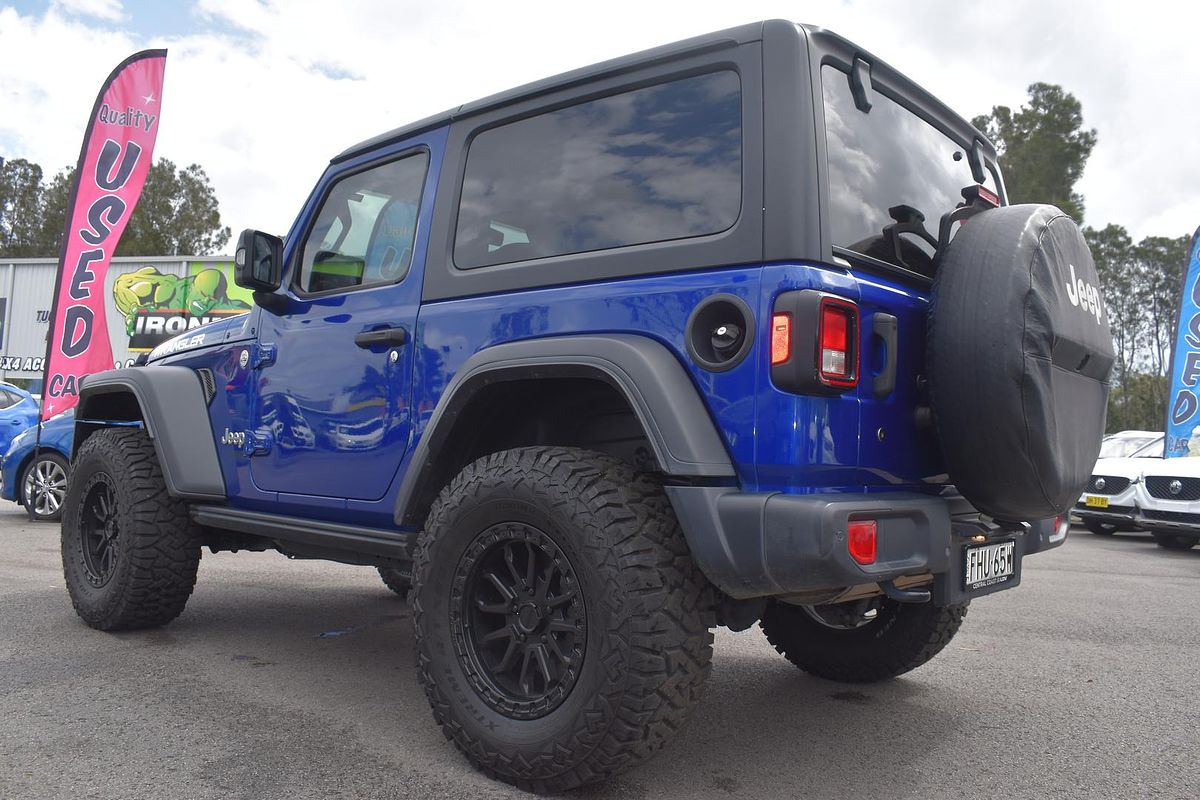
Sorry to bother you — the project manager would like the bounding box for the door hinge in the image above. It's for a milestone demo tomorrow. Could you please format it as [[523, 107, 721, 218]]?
[[250, 343, 277, 369], [242, 429, 274, 457]]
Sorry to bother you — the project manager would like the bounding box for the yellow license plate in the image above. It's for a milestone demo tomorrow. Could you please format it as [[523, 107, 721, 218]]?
[[1085, 495, 1109, 508]]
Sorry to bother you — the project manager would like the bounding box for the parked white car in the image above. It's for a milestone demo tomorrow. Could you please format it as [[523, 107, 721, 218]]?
[[1075, 433, 1163, 535], [1134, 456, 1200, 550]]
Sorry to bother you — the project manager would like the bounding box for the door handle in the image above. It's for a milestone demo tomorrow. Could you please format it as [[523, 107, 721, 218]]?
[[354, 326, 408, 348], [872, 313, 898, 398]]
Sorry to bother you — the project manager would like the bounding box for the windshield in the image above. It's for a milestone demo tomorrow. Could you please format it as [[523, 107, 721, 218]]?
[[1099, 435, 1162, 459], [822, 65, 997, 276]]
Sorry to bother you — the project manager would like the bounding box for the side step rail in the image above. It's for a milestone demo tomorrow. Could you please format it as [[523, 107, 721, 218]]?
[[190, 505, 414, 561]]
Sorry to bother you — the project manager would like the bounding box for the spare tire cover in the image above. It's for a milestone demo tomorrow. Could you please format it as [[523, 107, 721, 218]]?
[[928, 204, 1114, 522]]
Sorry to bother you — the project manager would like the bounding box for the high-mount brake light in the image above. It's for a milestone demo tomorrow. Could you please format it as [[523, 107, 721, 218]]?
[[818, 298, 858, 388], [770, 314, 791, 365], [964, 183, 1001, 209]]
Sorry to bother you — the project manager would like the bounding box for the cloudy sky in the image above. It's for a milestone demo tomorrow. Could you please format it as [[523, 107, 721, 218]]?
[[1, 0, 1196, 251]]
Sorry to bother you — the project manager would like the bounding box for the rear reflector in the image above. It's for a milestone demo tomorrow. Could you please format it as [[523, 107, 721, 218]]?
[[818, 299, 858, 387], [848, 519, 877, 565], [770, 314, 791, 365]]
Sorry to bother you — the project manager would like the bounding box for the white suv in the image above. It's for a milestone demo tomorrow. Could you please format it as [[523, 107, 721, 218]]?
[[1134, 457, 1200, 551]]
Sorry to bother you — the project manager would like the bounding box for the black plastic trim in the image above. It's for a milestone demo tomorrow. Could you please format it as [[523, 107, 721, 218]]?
[[76, 367, 225, 500], [665, 486, 952, 599], [191, 505, 414, 560], [394, 334, 735, 527], [333, 22, 765, 165], [872, 312, 898, 398]]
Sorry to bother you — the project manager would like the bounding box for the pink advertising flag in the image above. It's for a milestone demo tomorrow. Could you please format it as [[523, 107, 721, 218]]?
[[41, 50, 167, 421]]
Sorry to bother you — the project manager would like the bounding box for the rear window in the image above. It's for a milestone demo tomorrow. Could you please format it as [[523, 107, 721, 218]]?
[[455, 70, 742, 269], [822, 65, 995, 276]]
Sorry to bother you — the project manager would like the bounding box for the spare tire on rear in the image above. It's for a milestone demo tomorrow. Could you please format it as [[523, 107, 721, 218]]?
[[928, 204, 1114, 522]]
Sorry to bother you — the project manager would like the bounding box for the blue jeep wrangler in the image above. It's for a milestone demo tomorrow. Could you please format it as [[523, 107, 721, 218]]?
[[60, 21, 1112, 790]]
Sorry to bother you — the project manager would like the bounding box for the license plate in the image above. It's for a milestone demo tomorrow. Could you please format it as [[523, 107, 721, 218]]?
[[964, 540, 1016, 592], [1085, 495, 1109, 508]]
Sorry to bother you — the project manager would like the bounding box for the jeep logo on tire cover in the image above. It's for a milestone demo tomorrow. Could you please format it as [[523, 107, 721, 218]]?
[[1064, 263, 1103, 324]]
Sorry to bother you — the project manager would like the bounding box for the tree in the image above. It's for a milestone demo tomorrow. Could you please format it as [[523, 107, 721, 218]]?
[[0, 156, 231, 258], [973, 83, 1096, 221], [1107, 372, 1168, 434], [1135, 234, 1190, 378], [117, 159, 231, 256], [0, 157, 46, 257], [36, 165, 75, 255], [1085, 224, 1138, 379]]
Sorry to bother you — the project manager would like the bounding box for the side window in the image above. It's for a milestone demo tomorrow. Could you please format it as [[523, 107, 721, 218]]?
[[297, 151, 429, 294], [455, 70, 742, 269], [0, 391, 15, 410]]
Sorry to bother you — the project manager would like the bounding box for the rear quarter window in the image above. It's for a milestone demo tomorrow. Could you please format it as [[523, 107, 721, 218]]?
[[822, 65, 995, 276], [454, 70, 742, 269]]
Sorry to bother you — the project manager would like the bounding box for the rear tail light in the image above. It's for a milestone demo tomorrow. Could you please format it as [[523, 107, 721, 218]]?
[[818, 299, 857, 387], [769, 290, 859, 395], [848, 519, 877, 565], [1051, 514, 1069, 543]]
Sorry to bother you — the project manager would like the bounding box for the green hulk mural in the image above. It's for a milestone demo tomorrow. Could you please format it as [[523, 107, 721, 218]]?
[[113, 266, 251, 336]]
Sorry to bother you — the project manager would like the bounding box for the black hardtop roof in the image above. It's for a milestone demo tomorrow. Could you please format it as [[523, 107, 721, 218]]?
[[333, 20, 993, 165]]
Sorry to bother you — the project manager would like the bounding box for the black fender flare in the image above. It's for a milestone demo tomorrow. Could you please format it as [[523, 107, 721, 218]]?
[[393, 334, 735, 527], [76, 367, 226, 501]]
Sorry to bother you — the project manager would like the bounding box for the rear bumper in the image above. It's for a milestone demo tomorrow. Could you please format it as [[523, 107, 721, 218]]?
[[665, 487, 1064, 601]]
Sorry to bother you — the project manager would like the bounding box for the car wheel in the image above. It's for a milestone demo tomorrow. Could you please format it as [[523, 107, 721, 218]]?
[[61, 428, 202, 631], [1083, 519, 1117, 536], [1151, 532, 1197, 551], [377, 565, 411, 596], [760, 597, 969, 683], [21, 451, 70, 522], [411, 447, 714, 791]]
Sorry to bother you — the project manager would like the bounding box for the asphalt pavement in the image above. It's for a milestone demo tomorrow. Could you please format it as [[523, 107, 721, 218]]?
[[1, 505, 1197, 799]]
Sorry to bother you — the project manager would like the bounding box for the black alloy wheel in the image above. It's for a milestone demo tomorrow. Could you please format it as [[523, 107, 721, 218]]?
[[79, 476, 120, 587], [453, 523, 586, 720]]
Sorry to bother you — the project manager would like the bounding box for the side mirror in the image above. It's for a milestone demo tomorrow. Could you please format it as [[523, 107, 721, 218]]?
[[235, 229, 283, 292]]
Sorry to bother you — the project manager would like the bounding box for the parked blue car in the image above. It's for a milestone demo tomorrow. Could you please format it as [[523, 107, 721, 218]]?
[[0, 382, 40, 454], [2, 409, 74, 521]]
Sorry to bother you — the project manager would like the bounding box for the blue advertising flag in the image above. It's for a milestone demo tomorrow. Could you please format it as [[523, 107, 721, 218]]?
[[1165, 227, 1200, 457]]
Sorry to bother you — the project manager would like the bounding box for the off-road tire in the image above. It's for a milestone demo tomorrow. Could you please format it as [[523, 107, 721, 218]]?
[[1151, 531, 1197, 551], [411, 447, 715, 792], [1084, 519, 1118, 536], [377, 566, 411, 596], [20, 451, 70, 522], [760, 598, 969, 683], [61, 428, 202, 631]]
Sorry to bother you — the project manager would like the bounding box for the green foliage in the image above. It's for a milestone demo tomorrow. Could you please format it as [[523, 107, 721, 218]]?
[[0, 157, 46, 257], [117, 160, 231, 257], [972, 83, 1096, 221], [0, 156, 230, 258], [1107, 372, 1169, 434], [1085, 224, 1192, 433]]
